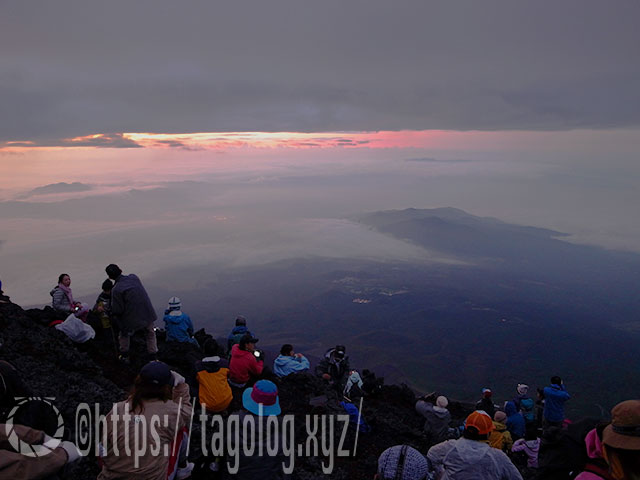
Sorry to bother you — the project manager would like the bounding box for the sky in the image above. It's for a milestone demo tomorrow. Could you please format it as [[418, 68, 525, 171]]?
[[1, 0, 639, 305]]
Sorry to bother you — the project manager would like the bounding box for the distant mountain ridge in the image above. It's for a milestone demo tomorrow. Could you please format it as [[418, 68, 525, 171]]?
[[353, 207, 640, 284]]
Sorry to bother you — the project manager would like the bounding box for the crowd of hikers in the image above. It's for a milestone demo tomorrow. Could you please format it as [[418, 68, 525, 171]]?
[[0, 267, 639, 479]]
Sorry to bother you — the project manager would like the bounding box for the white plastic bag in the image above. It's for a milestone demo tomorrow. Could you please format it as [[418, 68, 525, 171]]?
[[55, 314, 96, 343]]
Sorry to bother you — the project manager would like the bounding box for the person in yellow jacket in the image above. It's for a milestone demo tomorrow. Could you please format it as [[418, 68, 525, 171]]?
[[489, 410, 514, 452], [195, 356, 233, 413]]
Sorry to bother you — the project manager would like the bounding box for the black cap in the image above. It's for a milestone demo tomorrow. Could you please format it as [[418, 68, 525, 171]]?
[[335, 345, 346, 358], [239, 333, 259, 348], [139, 361, 172, 386], [105, 264, 122, 280], [235, 315, 247, 326]]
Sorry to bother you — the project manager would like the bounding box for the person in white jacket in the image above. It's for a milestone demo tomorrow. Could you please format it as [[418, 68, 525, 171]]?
[[427, 410, 523, 480]]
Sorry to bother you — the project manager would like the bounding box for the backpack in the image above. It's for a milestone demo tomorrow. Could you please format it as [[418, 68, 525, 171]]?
[[520, 397, 535, 422]]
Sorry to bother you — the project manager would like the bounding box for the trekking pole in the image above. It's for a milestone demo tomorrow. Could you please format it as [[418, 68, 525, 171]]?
[[110, 325, 119, 358]]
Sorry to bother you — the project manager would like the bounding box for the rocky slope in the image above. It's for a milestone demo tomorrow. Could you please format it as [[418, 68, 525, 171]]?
[[0, 296, 493, 479]]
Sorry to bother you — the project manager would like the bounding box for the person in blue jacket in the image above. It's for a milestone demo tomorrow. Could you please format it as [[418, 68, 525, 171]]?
[[543, 376, 570, 429], [163, 296, 198, 345], [227, 316, 255, 352], [273, 344, 310, 377], [504, 401, 526, 440]]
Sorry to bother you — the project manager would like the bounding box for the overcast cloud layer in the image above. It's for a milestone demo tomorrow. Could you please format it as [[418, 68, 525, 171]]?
[[2, 0, 640, 142]]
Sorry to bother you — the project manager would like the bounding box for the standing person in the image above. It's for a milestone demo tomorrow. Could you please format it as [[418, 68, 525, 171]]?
[[513, 384, 536, 426], [163, 296, 198, 346], [543, 376, 570, 431], [415, 395, 452, 448], [105, 264, 158, 363], [476, 388, 496, 419], [98, 361, 194, 480], [427, 410, 523, 479], [93, 279, 114, 329], [273, 344, 310, 377], [50, 273, 90, 320]]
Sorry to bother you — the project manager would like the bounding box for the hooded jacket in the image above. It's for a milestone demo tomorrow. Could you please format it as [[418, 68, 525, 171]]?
[[575, 428, 615, 480], [543, 383, 570, 423], [416, 400, 452, 446], [196, 357, 232, 412], [513, 394, 535, 423], [489, 421, 514, 452], [505, 401, 526, 440], [512, 438, 540, 468], [427, 437, 523, 480], [163, 311, 198, 345], [227, 325, 254, 351], [229, 344, 264, 384], [273, 354, 310, 377], [110, 274, 157, 334]]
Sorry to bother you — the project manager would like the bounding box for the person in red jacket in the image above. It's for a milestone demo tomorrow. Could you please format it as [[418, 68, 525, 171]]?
[[228, 334, 264, 388]]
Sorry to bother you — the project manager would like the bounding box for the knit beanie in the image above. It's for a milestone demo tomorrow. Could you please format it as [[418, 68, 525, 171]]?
[[494, 411, 507, 423], [436, 396, 448, 408], [377, 445, 428, 480]]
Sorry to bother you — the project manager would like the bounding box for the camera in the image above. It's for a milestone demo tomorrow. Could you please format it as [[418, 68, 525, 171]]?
[[253, 350, 263, 360], [74, 305, 80, 312]]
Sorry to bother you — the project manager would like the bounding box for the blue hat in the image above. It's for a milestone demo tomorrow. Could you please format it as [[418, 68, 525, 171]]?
[[139, 361, 172, 386], [242, 380, 281, 416]]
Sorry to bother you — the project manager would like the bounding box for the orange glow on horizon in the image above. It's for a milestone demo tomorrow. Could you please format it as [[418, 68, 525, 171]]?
[[1, 130, 477, 151]]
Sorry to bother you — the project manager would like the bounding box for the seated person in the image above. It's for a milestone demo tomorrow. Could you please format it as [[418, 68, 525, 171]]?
[[50, 273, 89, 320], [163, 297, 198, 345], [1, 423, 81, 478], [428, 410, 523, 479], [315, 345, 350, 392], [273, 344, 310, 377], [228, 334, 264, 388], [98, 361, 193, 480], [227, 316, 254, 352], [226, 381, 286, 477], [195, 355, 232, 413], [376, 445, 429, 480], [415, 395, 452, 447], [489, 411, 514, 452]]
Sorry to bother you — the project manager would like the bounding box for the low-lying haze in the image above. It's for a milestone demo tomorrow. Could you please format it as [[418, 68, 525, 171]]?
[[1, 132, 639, 307]]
